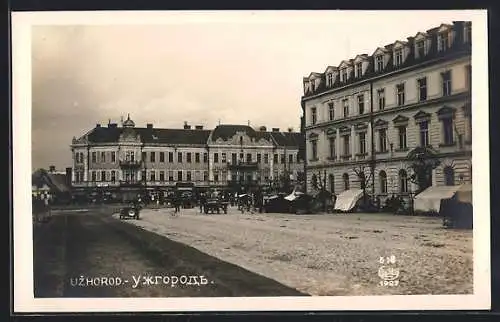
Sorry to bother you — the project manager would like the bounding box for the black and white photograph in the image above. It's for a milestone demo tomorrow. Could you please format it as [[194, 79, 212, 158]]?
[[13, 10, 490, 312]]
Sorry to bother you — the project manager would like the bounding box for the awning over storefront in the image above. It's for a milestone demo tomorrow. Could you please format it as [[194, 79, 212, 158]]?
[[284, 191, 304, 201], [414, 185, 462, 213], [334, 189, 363, 212]]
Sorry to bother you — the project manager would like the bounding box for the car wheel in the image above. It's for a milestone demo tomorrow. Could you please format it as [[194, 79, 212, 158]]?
[[128, 209, 136, 217]]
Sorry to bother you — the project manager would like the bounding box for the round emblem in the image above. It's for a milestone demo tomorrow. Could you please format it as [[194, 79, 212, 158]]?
[[378, 266, 400, 281]]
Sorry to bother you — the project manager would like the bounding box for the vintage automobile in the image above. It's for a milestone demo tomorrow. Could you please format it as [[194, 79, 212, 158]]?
[[204, 198, 228, 214], [119, 203, 141, 220]]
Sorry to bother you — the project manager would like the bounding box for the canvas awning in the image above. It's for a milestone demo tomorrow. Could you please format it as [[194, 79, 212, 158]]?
[[414, 185, 462, 212], [454, 184, 472, 204], [284, 191, 304, 201], [334, 189, 364, 212]]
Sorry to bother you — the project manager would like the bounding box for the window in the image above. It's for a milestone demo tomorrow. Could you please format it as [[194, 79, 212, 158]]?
[[232, 153, 237, 164], [442, 70, 452, 96], [416, 40, 425, 58], [203, 171, 208, 181], [177, 170, 183, 181], [343, 173, 350, 190], [159, 171, 165, 181], [150, 171, 156, 182], [186, 171, 192, 182], [329, 137, 336, 159], [264, 153, 269, 164], [101, 170, 106, 182], [379, 171, 388, 194], [280, 154, 285, 164], [328, 102, 335, 121], [419, 121, 429, 147], [396, 83, 405, 106], [159, 152, 165, 162], [329, 174, 335, 193], [399, 170, 408, 193], [398, 126, 407, 150], [311, 107, 317, 125], [168, 171, 174, 181], [343, 135, 350, 156], [257, 153, 262, 164], [186, 152, 192, 163], [169, 152, 174, 163], [222, 153, 227, 163], [327, 73, 333, 86], [377, 88, 385, 110], [311, 140, 318, 160], [464, 23, 471, 43], [311, 80, 316, 92], [359, 132, 366, 154], [379, 129, 387, 152], [150, 152, 156, 163], [91, 171, 96, 181], [111, 170, 116, 182], [141, 170, 146, 181], [203, 153, 208, 163], [343, 99, 349, 118], [394, 48, 403, 66], [177, 152, 182, 163], [129, 151, 135, 162], [142, 152, 147, 161], [274, 154, 279, 163], [465, 65, 472, 90], [438, 32, 449, 51], [289, 154, 293, 164], [92, 152, 97, 163], [356, 63, 363, 77], [240, 153, 244, 160], [444, 166, 455, 186], [247, 153, 252, 163], [214, 153, 219, 163], [214, 172, 219, 182], [357, 95, 365, 114], [101, 152, 106, 163], [376, 55, 384, 71], [195, 152, 200, 163], [341, 68, 348, 82], [442, 117, 454, 145], [418, 77, 427, 101]]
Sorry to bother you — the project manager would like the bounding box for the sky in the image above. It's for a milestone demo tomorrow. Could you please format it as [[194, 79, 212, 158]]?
[[29, 10, 477, 171]]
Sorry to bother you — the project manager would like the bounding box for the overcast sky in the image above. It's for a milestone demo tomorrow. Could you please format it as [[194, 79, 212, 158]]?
[[30, 11, 475, 171]]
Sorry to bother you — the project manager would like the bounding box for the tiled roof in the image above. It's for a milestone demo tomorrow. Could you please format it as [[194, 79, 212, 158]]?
[[32, 169, 70, 193], [211, 124, 257, 141], [84, 127, 211, 145], [269, 131, 304, 147]]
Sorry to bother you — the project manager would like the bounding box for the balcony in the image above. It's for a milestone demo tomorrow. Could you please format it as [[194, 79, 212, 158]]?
[[119, 160, 142, 168], [227, 161, 259, 170]]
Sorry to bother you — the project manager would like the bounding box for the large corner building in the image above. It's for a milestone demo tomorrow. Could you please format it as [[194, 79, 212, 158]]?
[[70, 117, 305, 196], [301, 21, 472, 202]]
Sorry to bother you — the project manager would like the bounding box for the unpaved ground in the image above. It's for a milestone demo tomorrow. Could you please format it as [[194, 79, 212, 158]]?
[[115, 207, 473, 296]]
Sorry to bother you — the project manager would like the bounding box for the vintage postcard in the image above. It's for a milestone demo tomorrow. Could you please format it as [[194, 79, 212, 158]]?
[[12, 10, 490, 312]]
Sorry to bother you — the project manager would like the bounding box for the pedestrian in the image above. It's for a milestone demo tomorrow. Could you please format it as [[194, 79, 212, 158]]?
[[174, 194, 181, 213]]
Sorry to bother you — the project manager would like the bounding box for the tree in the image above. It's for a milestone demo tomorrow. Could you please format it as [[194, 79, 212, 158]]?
[[407, 146, 441, 194], [311, 173, 318, 190], [352, 165, 373, 206]]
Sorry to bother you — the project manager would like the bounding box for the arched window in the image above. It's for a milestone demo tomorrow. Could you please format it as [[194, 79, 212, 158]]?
[[444, 166, 455, 186], [329, 174, 335, 193], [379, 170, 388, 194], [311, 174, 318, 189], [399, 169, 408, 193], [343, 173, 350, 190]]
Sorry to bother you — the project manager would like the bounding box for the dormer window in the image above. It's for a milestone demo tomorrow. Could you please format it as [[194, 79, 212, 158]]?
[[416, 40, 426, 59], [341, 68, 348, 82], [311, 80, 316, 91], [394, 48, 403, 66], [355, 63, 363, 78], [438, 31, 450, 51], [376, 55, 384, 72], [327, 73, 334, 87]]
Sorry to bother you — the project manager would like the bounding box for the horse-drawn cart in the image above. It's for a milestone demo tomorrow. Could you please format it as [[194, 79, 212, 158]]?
[[204, 198, 228, 214]]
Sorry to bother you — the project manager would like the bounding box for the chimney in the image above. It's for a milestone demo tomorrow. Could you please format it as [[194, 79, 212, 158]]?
[[147, 123, 153, 129], [288, 127, 293, 133], [66, 167, 72, 187], [49, 165, 56, 173], [259, 126, 267, 132], [272, 127, 280, 132], [195, 125, 203, 130], [96, 123, 101, 128], [108, 123, 117, 128], [183, 121, 191, 130]]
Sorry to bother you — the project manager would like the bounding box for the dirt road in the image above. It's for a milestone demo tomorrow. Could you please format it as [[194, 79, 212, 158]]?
[[33, 208, 306, 297], [120, 207, 473, 296]]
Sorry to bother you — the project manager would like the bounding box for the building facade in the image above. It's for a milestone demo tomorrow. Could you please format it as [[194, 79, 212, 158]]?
[[70, 116, 305, 195], [301, 21, 472, 202]]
